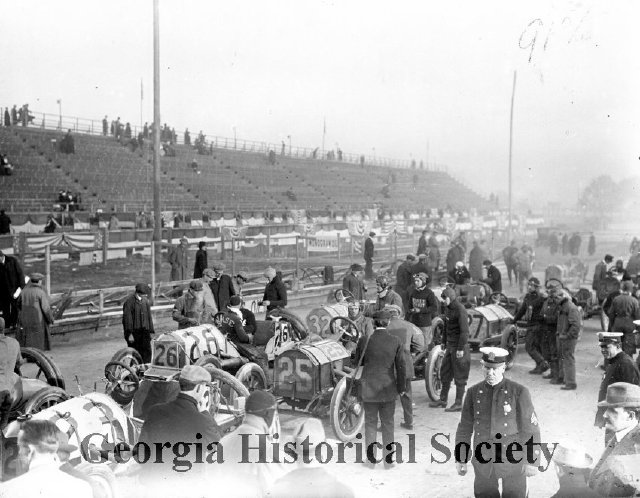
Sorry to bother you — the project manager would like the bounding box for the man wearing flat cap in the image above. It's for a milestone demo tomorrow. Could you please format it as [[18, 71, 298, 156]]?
[[455, 347, 541, 498], [589, 382, 640, 497], [122, 283, 155, 362], [356, 308, 406, 468], [512, 276, 548, 375], [172, 280, 207, 329], [231, 270, 249, 298], [364, 231, 375, 279], [262, 267, 287, 314], [139, 364, 221, 487], [209, 261, 236, 311], [16, 272, 54, 350], [606, 280, 640, 357], [343, 263, 366, 302], [595, 332, 640, 444]]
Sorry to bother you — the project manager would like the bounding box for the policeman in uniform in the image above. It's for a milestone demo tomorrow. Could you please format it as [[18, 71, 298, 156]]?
[[512, 277, 547, 374], [455, 347, 541, 498], [429, 286, 470, 412], [594, 331, 640, 444]]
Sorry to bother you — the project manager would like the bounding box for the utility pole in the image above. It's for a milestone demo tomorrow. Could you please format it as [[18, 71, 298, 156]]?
[[507, 71, 517, 242], [152, 0, 162, 273]]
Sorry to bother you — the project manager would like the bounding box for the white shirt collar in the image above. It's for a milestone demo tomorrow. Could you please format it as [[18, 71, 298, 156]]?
[[615, 420, 639, 443]]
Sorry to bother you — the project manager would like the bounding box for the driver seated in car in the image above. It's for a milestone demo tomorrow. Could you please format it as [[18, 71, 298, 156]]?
[[216, 296, 252, 344], [0, 317, 23, 430]]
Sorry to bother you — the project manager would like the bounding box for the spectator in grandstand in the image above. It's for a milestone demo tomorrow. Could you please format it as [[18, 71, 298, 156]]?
[[10, 105, 17, 125], [343, 263, 367, 301], [43, 214, 61, 233], [59, 129, 75, 154], [468, 240, 486, 281], [142, 122, 149, 139], [169, 236, 190, 282], [2, 419, 93, 498], [210, 262, 235, 310], [0, 210, 11, 235], [102, 115, 108, 135], [268, 149, 276, 165], [17, 272, 54, 351], [124, 122, 132, 139], [193, 241, 208, 279], [261, 267, 287, 313], [364, 231, 375, 279], [122, 283, 155, 363], [502, 240, 519, 287], [3, 108, 9, 126]]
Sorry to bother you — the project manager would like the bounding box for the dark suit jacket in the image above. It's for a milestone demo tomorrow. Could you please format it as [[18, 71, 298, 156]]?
[[342, 273, 366, 301], [593, 261, 608, 291], [210, 274, 235, 310], [483, 265, 502, 293], [0, 255, 25, 296], [589, 424, 640, 497], [364, 237, 374, 261], [595, 353, 640, 427], [193, 249, 208, 279], [355, 327, 406, 402]]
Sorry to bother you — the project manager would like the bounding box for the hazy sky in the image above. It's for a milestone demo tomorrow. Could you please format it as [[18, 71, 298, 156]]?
[[1, 1, 638, 206]]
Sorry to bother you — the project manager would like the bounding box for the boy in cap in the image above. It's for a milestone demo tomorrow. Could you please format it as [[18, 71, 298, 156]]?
[[594, 332, 640, 443], [429, 287, 470, 412], [589, 382, 640, 497], [16, 272, 54, 350], [122, 283, 155, 362], [455, 347, 541, 498]]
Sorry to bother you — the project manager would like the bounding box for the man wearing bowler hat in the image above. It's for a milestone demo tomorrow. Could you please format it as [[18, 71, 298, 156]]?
[[589, 382, 640, 497], [455, 347, 541, 498], [364, 231, 376, 279], [343, 263, 367, 302], [122, 283, 155, 362], [356, 309, 406, 468], [595, 332, 640, 444]]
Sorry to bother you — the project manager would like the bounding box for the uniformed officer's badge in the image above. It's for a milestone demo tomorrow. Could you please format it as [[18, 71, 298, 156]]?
[[503, 402, 512, 415], [531, 412, 539, 426], [488, 352, 496, 361]]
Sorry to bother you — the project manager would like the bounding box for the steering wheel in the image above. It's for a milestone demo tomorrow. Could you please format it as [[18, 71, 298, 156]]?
[[489, 292, 510, 308], [329, 316, 362, 344], [545, 278, 565, 290], [334, 289, 355, 303]]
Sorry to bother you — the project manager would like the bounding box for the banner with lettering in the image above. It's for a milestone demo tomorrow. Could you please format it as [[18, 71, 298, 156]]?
[[307, 236, 339, 253]]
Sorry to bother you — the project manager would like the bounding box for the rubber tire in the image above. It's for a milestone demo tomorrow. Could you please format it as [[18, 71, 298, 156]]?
[[430, 317, 445, 347], [202, 365, 250, 426], [104, 361, 140, 406], [81, 465, 117, 498], [329, 376, 364, 442], [23, 386, 70, 414], [268, 309, 308, 340], [195, 354, 223, 369], [499, 324, 518, 371], [20, 347, 65, 389], [425, 345, 444, 401], [235, 363, 267, 392], [110, 347, 143, 368]]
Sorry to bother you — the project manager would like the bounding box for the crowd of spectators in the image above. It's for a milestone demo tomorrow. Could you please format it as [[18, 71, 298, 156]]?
[[1, 104, 34, 127]]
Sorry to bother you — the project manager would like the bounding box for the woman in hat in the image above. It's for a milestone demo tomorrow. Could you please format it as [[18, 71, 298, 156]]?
[[17, 273, 54, 350]]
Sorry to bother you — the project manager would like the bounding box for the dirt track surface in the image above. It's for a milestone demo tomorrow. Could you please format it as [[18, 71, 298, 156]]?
[[43, 277, 614, 498]]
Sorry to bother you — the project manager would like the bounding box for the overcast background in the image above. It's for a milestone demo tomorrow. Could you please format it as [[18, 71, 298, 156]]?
[[1, 0, 637, 207]]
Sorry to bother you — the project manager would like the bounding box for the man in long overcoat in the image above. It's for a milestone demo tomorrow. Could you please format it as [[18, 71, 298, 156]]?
[[17, 273, 54, 350], [169, 236, 189, 281]]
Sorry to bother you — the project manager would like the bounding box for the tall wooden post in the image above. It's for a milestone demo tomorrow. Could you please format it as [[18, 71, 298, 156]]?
[[150, 240, 156, 305], [101, 227, 108, 267], [45, 245, 51, 296], [152, 0, 163, 273]]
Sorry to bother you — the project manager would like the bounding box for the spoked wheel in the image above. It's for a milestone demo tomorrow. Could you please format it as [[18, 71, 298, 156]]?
[[334, 289, 354, 303], [110, 347, 143, 370], [425, 345, 444, 401], [104, 361, 140, 405], [500, 325, 519, 370], [328, 316, 361, 344], [329, 376, 364, 441], [80, 465, 117, 498], [18, 347, 65, 389], [23, 387, 70, 414], [489, 292, 510, 308], [203, 365, 249, 433], [235, 363, 267, 392]]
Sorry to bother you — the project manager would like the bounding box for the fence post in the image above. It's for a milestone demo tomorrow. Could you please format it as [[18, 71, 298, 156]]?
[[101, 227, 108, 267], [45, 245, 51, 296], [337, 233, 341, 261], [266, 227, 271, 261], [18, 233, 27, 266], [150, 240, 156, 305], [295, 235, 300, 280], [221, 232, 226, 260], [231, 237, 236, 276], [98, 290, 104, 315]]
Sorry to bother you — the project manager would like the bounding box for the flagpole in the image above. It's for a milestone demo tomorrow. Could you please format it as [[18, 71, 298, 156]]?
[[507, 71, 517, 243]]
